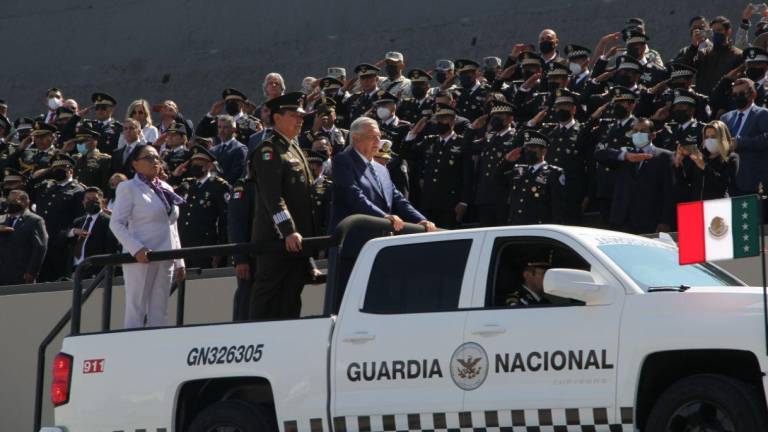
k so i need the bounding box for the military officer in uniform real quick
[396,69,434,124]
[249,92,318,320]
[498,130,565,225]
[9,121,59,183]
[566,44,593,95]
[622,28,667,88]
[374,91,412,197]
[403,104,474,228]
[506,258,568,306]
[344,63,381,125]
[313,77,350,129]
[655,89,706,151]
[300,97,349,154]
[196,88,261,143]
[454,59,491,121]
[90,92,122,154]
[34,153,85,281]
[72,127,112,192]
[228,170,257,321]
[379,51,412,97]
[160,122,191,173]
[640,63,710,121]
[307,150,332,234]
[175,145,231,269]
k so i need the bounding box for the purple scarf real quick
[136,173,185,213]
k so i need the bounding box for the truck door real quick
[332,232,483,431]
[460,233,628,430]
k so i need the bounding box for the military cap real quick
[565,44,592,59]
[14,117,34,131]
[327,67,347,80]
[522,130,550,148]
[166,122,187,135]
[407,69,433,82]
[669,62,698,79]
[454,59,480,72]
[189,144,216,162]
[55,106,75,121]
[615,55,641,72]
[354,63,380,77]
[372,91,398,105]
[31,121,58,136]
[265,91,306,114]
[434,103,457,117]
[306,150,328,164]
[222,88,247,102]
[546,62,571,77]
[375,140,395,160]
[435,59,455,71]
[385,51,404,63]
[611,85,638,102]
[91,92,117,107]
[625,17,645,28]
[623,27,649,44]
[194,136,214,147]
[483,56,502,69]
[319,76,343,90]
[49,153,75,169]
[0,99,7,108]
[317,96,337,112]
[672,89,697,106]
[0,116,9,132]
[518,52,545,68]
[744,47,768,64]
[75,127,100,140]
[489,99,514,115]
[2,168,24,184]
[553,88,579,105]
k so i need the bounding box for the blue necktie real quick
[367,162,384,196]
[732,112,744,136]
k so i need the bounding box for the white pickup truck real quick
[42,221,768,432]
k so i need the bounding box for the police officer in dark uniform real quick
[249,92,318,320]
[638,63,710,121]
[90,92,122,154]
[176,145,231,269]
[655,89,705,151]
[623,28,667,88]
[403,104,474,228]
[397,69,434,124]
[8,121,59,183]
[344,64,381,125]
[161,122,191,173]
[196,88,261,143]
[34,153,85,281]
[228,171,257,321]
[498,130,565,225]
[53,106,79,145]
[454,59,491,121]
[307,150,333,234]
[514,61,573,123]
[566,44,593,95]
[72,127,112,191]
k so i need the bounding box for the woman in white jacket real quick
[109,143,186,328]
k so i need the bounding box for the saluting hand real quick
[505,147,523,162]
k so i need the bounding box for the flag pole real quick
[760,192,768,356]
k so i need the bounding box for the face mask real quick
[489,116,506,131]
[47,97,62,111]
[483,71,497,83]
[732,93,751,110]
[376,107,392,120]
[632,132,650,148]
[613,104,630,118]
[712,32,727,46]
[435,71,448,84]
[627,46,642,59]
[435,122,452,135]
[523,150,540,164]
[85,201,101,215]
[225,100,241,116]
[672,109,691,123]
[668,80,687,90]
[613,74,632,87]
[384,64,399,79]
[51,169,68,182]
[522,69,536,80]
[539,41,555,54]
[555,109,572,122]
[569,62,582,75]
[704,138,720,154]
[547,81,562,92]
[76,143,88,155]
[459,74,475,89]
[6,202,23,214]
[187,164,205,178]
[411,85,427,100]
[746,67,766,82]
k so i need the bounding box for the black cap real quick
[454,59,480,72]
[14,117,34,130]
[623,27,649,44]
[75,127,100,140]
[547,62,571,77]
[518,52,544,68]
[319,76,343,90]
[55,106,75,120]
[615,55,641,72]
[611,85,638,102]
[189,144,216,162]
[265,92,307,114]
[407,69,433,82]
[434,103,457,117]
[553,88,579,105]
[31,121,58,136]
[522,130,550,148]
[166,122,186,135]
[669,62,698,79]
[91,92,117,107]
[354,63,380,77]
[744,47,768,63]
[306,150,328,164]
[672,89,698,106]
[317,96,337,112]
[0,99,7,108]
[0,116,9,132]
[489,100,514,115]
[2,167,24,184]
[373,91,398,105]
[49,153,75,169]
[565,44,592,59]
[222,88,247,102]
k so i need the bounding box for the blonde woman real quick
[126,99,158,143]
[674,120,739,201]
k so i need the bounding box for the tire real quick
[645,373,768,432]
[187,400,275,432]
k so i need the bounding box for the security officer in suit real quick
[374,91,412,197]
[34,153,85,281]
[8,121,59,182]
[0,189,48,285]
[655,89,705,151]
[176,145,231,269]
[566,44,593,95]
[196,88,261,143]
[228,172,257,321]
[711,47,768,114]
[403,104,474,228]
[72,127,112,191]
[90,92,122,154]
[68,186,118,278]
[307,150,333,234]
[161,122,191,173]
[249,92,318,320]
[454,59,491,121]
[498,130,565,225]
[397,69,434,124]
[344,63,381,125]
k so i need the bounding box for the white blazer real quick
[109,177,185,268]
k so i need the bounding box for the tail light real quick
[51,353,73,406]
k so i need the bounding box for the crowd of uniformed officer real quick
[2,10,768,304]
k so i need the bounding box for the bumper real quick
[40,428,66,432]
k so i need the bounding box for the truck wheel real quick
[187,400,274,432]
[645,374,767,432]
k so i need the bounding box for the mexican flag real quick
[677,195,762,265]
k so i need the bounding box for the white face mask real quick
[569,62,583,75]
[704,138,721,154]
[632,132,650,148]
[47,97,62,111]
[376,107,392,120]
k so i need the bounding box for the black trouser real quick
[233,276,252,321]
[249,256,310,320]
[476,204,507,227]
[424,208,458,229]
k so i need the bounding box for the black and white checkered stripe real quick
[283,408,634,432]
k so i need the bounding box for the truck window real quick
[487,237,590,307]
[362,239,472,314]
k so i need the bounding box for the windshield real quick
[596,239,744,290]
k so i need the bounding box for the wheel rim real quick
[206,425,242,432]
[666,400,736,432]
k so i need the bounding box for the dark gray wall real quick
[0,0,743,123]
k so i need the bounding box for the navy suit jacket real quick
[210,139,248,184]
[329,147,424,231]
[721,105,768,193]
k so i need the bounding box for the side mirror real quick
[543,268,613,306]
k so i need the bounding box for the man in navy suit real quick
[330,117,436,232]
[721,78,768,196]
[210,115,248,184]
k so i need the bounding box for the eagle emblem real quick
[456,356,482,379]
[708,216,728,239]
[450,342,489,391]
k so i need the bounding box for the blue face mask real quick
[712,32,727,46]
[77,143,88,154]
